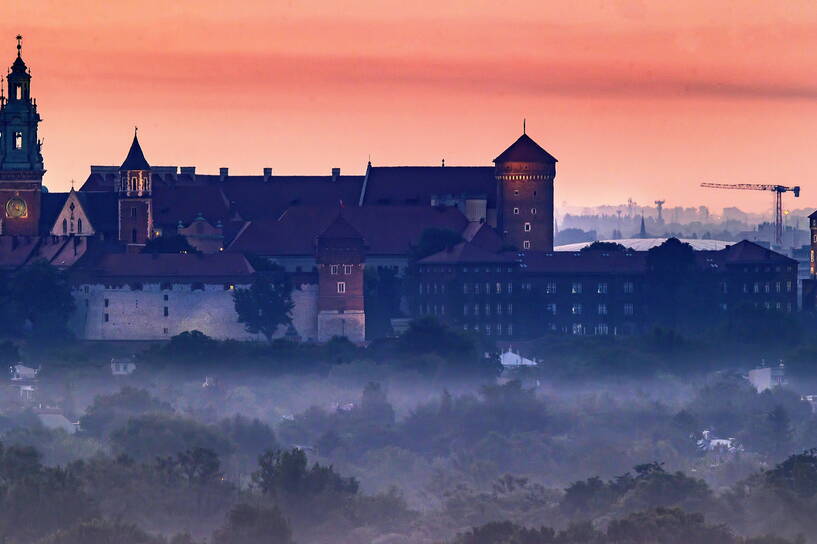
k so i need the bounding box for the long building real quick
[0,39,799,343]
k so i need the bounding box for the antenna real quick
[16,34,22,57]
[523,118,526,135]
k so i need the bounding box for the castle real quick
[0,39,799,343]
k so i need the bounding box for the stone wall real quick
[317,310,365,343]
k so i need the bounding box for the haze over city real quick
[4,0,817,213]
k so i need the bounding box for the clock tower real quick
[0,36,44,236]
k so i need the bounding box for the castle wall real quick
[74,280,320,342]
[317,310,365,343]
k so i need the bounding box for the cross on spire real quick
[16,35,22,57]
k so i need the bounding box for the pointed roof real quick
[493,133,557,163]
[10,35,27,75]
[120,133,151,171]
[317,210,364,241]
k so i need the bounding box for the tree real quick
[79,387,173,438]
[37,519,167,544]
[7,260,75,341]
[109,414,232,461]
[252,448,358,499]
[212,503,294,544]
[233,267,293,342]
[142,234,200,254]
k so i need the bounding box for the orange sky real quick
[3,1,817,215]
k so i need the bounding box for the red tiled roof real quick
[228,205,469,256]
[493,133,557,163]
[419,242,518,264]
[462,222,504,252]
[361,166,497,207]
[152,185,231,228]
[82,253,254,280]
[523,250,647,274]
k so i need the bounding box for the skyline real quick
[4,1,817,215]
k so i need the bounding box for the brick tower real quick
[494,129,557,252]
[0,36,44,236]
[117,130,153,251]
[315,211,366,343]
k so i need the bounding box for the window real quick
[787,281,792,292]
[330,264,339,275]
[496,282,502,294]
[531,208,537,214]
[13,131,22,150]
[624,303,634,316]
[507,324,513,336]
[572,323,584,335]
[571,282,582,294]
[513,207,519,215]
[77,218,83,234]
[524,222,532,232]
[343,264,352,275]
[337,282,346,294]
[62,218,67,234]
[572,303,583,315]
[163,328,169,335]
[131,229,137,244]
[523,241,531,250]
[104,298,109,308]
[764,282,770,294]
[546,281,557,294]
[474,304,480,315]
[595,323,609,335]
[720,281,728,294]
[163,306,169,317]
[514,190,519,196]
[753,282,759,293]
[484,304,491,316]
[496,303,502,315]
[131,207,136,218]
[163,294,168,301]
[597,282,608,294]
[546,303,556,315]
[507,282,513,294]
[623,282,634,294]
[507,303,513,315]
[104,313,109,322]
[598,304,607,315]
[496,323,503,335]
[463,304,470,316]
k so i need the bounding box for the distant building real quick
[747,364,786,392]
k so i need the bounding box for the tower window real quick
[337,282,346,294]
[523,240,531,249]
[531,208,537,214]
[524,222,532,232]
[131,228,137,243]
[15,85,21,100]
[14,132,22,150]
[513,207,519,215]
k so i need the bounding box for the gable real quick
[50,191,95,236]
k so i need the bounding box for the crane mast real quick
[700,183,800,247]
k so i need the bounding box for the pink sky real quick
[3,1,817,215]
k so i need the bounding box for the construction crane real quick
[700,183,800,247]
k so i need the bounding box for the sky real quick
[3,0,817,216]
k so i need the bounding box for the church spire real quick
[120,130,151,171]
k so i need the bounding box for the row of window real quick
[417,265,516,274]
[462,323,514,336]
[544,281,635,295]
[513,207,537,215]
[330,264,354,275]
[92,282,236,292]
[464,303,513,316]
[463,282,514,295]
[0,131,24,150]
[545,303,634,316]
[736,281,793,294]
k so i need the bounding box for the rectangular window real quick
[546,281,557,294]
[163,306,169,317]
[524,222,532,232]
[523,241,531,249]
[330,264,339,275]
[104,313,109,322]
[507,324,513,336]
[507,303,513,315]
[13,131,22,150]
[484,304,491,316]
[787,281,792,292]
[463,304,470,316]
[496,282,502,294]
[597,282,608,294]
[572,282,582,294]
[598,304,607,315]
[343,264,352,275]
[513,207,519,215]
[624,303,634,316]
[337,282,346,294]
[623,282,634,294]
[104,298,109,308]
[474,304,480,316]
[496,303,502,315]
[463,283,470,294]
[163,328,169,335]
[572,303,583,315]
[163,294,169,301]
[546,303,556,315]
[595,323,609,335]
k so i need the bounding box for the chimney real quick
[180,166,196,175]
[219,167,229,182]
[263,167,272,182]
[331,167,341,182]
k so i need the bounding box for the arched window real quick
[131,228,137,244]
[62,218,67,235]
[77,218,83,234]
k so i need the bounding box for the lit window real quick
[337,282,346,294]
[597,282,608,294]
[62,218,67,234]
[598,304,607,315]
[77,219,83,234]
[546,281,556,294]
[572,304,582,315]
[15,85,21,100]
[624,303,634,316]
[104,313,109,322]
[571,282,582,294]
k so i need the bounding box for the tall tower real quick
[315,212,366,343]
[494,129,557,252]
[0,35,44,236]
[117,130,153,250]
